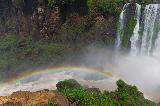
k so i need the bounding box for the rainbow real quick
[0,65,117,87]
[0,66,154,102]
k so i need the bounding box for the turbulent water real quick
[141,4,160,56]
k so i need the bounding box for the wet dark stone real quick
[153,0,160,3]
[123,3,136,26]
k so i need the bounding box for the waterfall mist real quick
[112,54,160,102]
[78,45,160,102]
[113,3,160,102]
[0,43,159,102]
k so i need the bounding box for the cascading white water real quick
[141,4,160,56]
[116,3,141,52]
[130,4,141,55]
[154,31,160,56]
[114,3,160,102]
[149,4,160,56]
[117,3,160,56]
[116,3,129,48]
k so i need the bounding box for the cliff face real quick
[0,90,71,106]
[0,0,118,43]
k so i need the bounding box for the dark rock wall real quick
[153,0,160,3]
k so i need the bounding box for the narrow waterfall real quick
[130,4,141,55]
[141,4,160,56]
[116,3,129,49]
[116,3,140,52]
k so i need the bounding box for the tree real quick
[56,79,81,92]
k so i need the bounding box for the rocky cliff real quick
[0,90,72,106]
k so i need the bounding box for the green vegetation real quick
[121,17,137,49]
[0,0,155,77]
[0,1,158,105]
[56,79,81,92]
[48,99,58,106]
[88,0,125,16]
[56,79,157,106]
[49,0,126,16]
[0,35,70,81]
[2,0,153,48]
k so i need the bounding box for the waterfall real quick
[117,3,160,56]
[154,31,160,56]
[141,4,160,56]
[130,4,141,55]
[116,3,129,49]
[116,3,141,53]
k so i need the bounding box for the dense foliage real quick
[87,0,125,16]
[48,0,126,16]
[56,79,82,92]
[1,0,153,46]
[0,35,70,81]
[56,79,157,106]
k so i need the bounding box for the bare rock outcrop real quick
[0,90,70,106]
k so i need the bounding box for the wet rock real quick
[153,0,160,3]
[123,3,136,26]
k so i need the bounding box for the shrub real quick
[48,0,55,10]
[48,99,58,106]
[56,79,81,92]
[87,0,126,16]
[57,79,157,106]
[0,35,18,51]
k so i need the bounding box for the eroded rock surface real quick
[0,90,70,106]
